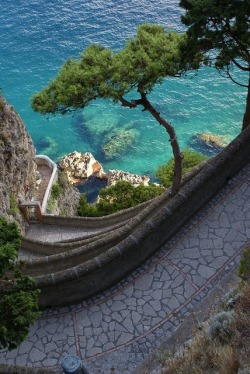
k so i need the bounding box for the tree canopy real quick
[180,0,250,129]
[32,24,198,194]
[78,180,164,217]
[0,217,40,350]
[32,24,191,114]
[156,147,208,187]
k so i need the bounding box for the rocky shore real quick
[59,151,150,188]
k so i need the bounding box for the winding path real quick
[1,163,250,373]
[34,163,53,205]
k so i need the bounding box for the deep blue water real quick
[0,0,247,179]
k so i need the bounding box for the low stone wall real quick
[41,198,152,227]
[26,127,250,307]
[21,219,130,255]
[35,155,57,214]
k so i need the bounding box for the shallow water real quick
[0,0,247,178]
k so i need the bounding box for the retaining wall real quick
[42,198,152,227]
[26,127,250,307]
[35,155,57,214]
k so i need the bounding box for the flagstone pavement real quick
[1,163,250,374]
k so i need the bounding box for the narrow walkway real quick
[1,163,250,373]
[34,164,52,205]
[24,223,104,243]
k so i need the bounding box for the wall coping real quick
[35,155,58,214]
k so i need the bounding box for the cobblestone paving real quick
[1,164,250,373]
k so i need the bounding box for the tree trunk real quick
[119,93,183,195]
[139,96,183,195]
[242,76,250,130]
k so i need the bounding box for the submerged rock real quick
[107,170,150,187]
[82,106,119,137]
[37,136,59,158]
[189,132,231,155]
[59,151,106,184]
[102,128,138,159]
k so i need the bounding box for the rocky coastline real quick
[59,151,150,189]
[1,90,230,222]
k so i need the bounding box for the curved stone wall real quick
[35,155,57,214]
[24,127,250,307]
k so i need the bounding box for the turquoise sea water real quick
[0,0,247,179]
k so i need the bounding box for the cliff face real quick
[0,95,37,228]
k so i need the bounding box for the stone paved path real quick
[1,163,250,373]
[25,223,106,243]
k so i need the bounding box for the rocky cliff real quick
[0,95,37,229]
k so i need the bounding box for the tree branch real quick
[119,97,137,108]
[231,57,250,72]
[218,66,248,88]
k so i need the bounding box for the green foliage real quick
[46,195,56,213]
[154,349,172,365]
[78,181,164,217]
[47,182,62,213]
[111,24,188,97]
[180,0,250,77]
[238,247,250,281]
[57,170,70,189]
[51,182,62,199]
[156,148,207,187]
[0,217,40,350]
[77,194,100,217]
[0,218,21,276]
[208,311,234,344]
[0,270,40,351]
[31,24,191,115]
[9,193,18,216]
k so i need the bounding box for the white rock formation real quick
[59,151,106,184]
[107,170,150,187]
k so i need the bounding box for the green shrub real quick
[208,311,234,343]
[238,247,250,281]
[77,195,100,217]
[9,194,18,216]
[78,181,164,217]
[57,170,70,189]
[46,196,56,213]
[51,183,62,199]
[0,217,40,350]
[0,218,21,275]
[156,147,208,187]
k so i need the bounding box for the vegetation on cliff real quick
[78,180,164,217]
[156,148,208,188]
[77,148,207,216]
[157,247,250,374]
[0,217,40,350]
